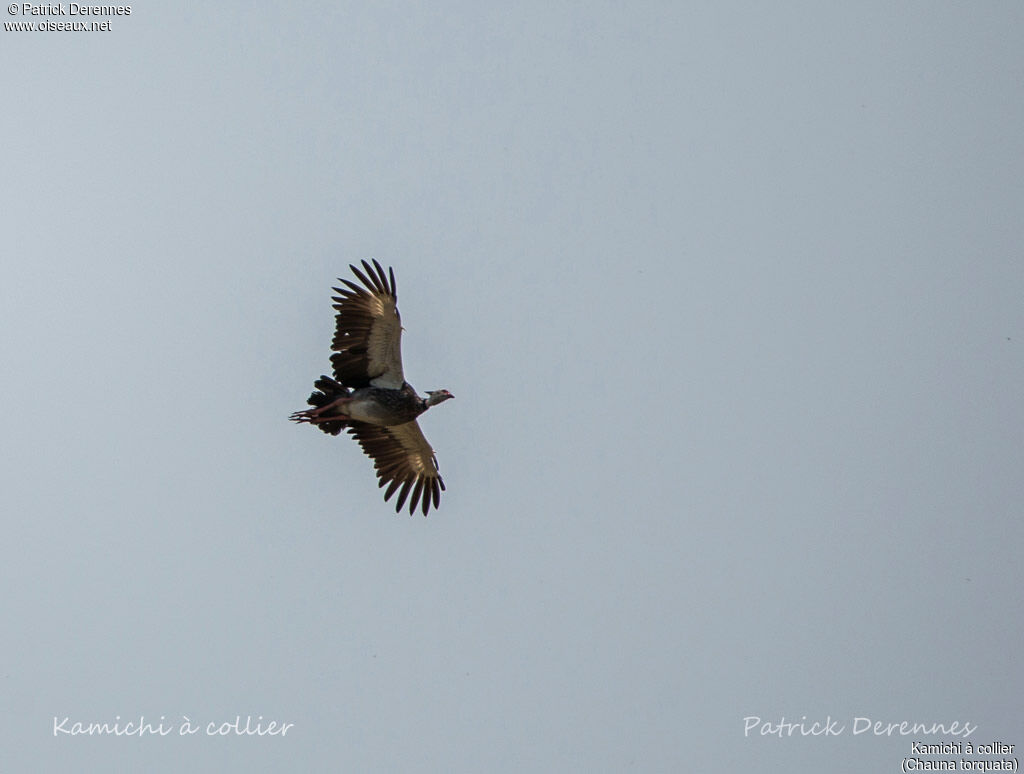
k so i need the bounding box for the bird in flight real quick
[290,260,454,515]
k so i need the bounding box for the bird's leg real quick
[290,395,353,424]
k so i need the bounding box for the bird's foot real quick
[290,394,352,424]
[290,406,351,424]
[289,409,315,424]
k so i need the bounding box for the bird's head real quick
[425,389,454,407]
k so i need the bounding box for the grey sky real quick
[2,2,1022,772]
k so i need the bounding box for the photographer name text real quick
[9,4,130,15]
[744,716,977,738]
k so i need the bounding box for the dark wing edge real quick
[329,259,404,389]
[346,420,445,516]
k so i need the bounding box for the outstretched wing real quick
[346,420,445,516]
[330,259,405,390]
